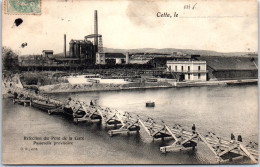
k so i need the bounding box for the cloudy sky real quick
[2,0,258,55]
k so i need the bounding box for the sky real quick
[2,0,258,55]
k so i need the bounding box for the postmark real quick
[4,0,41,15]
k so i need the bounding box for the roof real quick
[167,60,206,64]
[54,51,70,57]
[42,50,53,53]
[54,57,81,61]
[196,56,258,71]
[129,58,152,64]
[105,53,126,58]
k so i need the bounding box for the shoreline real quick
[39,79,258,94]
[40,85,173,94]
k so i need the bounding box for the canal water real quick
[2,85,258,164]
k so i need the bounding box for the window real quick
[181,66,183,71]
[198,73,201,79]
[175,66,177,71]
[168,66,171,71]
[188,74,190,80]
[188,66,190,71]
[198,66,201,71]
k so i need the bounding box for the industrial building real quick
[196,56,258,80]
[166,55,258,81]
[20,10,104,70]
[98,53,129,65]
[96,52,106,65]
[64,10,102,66]
[67,38,97,65]
[166,60,207,81]
[42,50,53,58]
[39,10,102,68]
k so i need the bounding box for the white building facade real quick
[96,53,105,65]
[167,60,207,81]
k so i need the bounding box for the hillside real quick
[103,48,257,57]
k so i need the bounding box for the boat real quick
[31,99,61,112]
[146,101,155,107]
[12,93,31,106]
[62,106,86,118]
[13,98,31,106]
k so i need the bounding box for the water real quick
[2,85,258,164]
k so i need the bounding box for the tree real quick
[2,46,19,72]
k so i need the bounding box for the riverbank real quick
[174,79,258,87]
[38,79,258,94]
[38,82,173,93]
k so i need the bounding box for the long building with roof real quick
[196,56,258,80]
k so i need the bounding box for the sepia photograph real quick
[1,0,259,165]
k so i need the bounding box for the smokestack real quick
[64,34,66,57]
[94,10,98,50]
[125,52,129,64]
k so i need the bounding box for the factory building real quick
[96,52,106,64]
[95,53,130,65]
[51,10,101,67]
[42,50,53,58]
[196,56,258,80]
[166,60,207,81]
[68,39,97,65]
[129,58,152,65]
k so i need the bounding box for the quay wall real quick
[38,79,258,94]
[174,79,258,87]
[39,82,173,93]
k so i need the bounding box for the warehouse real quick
[97,53,129,65]
[196,56,258,80]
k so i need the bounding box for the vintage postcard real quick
[1,0,258,165]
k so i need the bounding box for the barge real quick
[63,106,86,118]
[31,99,61,112]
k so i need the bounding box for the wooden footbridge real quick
[4,84,259,164]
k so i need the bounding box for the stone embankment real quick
[39,82,173,93]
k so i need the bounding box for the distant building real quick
[96,53,127,65]
[129,58,152,65]
[166,60,207,81]
[96,52,106,64]
[42,50,53,58]
[196,56,258,80]
[69,39,97,65]
[107,53,126,64]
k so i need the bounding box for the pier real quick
[3,81,259,164]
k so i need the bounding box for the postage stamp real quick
[4,0,41,15]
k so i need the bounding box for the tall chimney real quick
[64,34,66,57]
[94,10,98,51]
[125,52,129,64]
